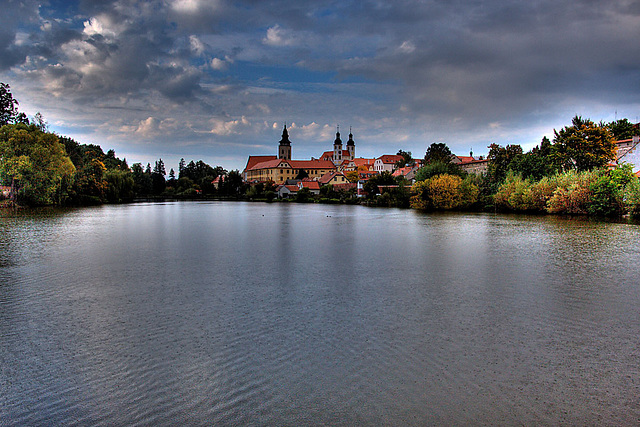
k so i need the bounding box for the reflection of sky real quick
[1,204,640,424]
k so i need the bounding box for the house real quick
[452,153,489,174]
[458,158,489,174]
[276,184,299,199]
[243,155,277,181]
[299,180,321,195]
[246,158,337,184]
[615,136,640,174]
[211,176,223,189]
[318,171,349,185]
[353,158,376,171]
[374,155,403,173]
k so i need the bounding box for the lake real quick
[1,201,639,425]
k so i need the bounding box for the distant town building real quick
[374,155,404,173]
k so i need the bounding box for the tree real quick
[0,124,75,205]
[295,169,309,180]
[410,174,479,211]
[221,170,244,197]
[0,83,20,126]
[178,158,186,176]
[508,137,556,181]
[486,143,523,183]
[345,170,359,183]
[396,149,414,168]
[414,161,465,182]
[33,112,47,132]
[424,142,452,164]
[362,171,396,198]
[552,116,616,172]
[132,162,152,196]
[607,118,637,140]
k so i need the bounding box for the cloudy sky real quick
[1,0,639,171]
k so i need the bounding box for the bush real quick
[546,170,598,214]
[410,174,478,210]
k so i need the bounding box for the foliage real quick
[362,171,396,198]
[105,169,135,203]
[487,143,523,183]
[395,149,415,168]
[411,174,478,210]
[0,124,75,205]
[494,172,537,212]
[345,170,359,183]
[508,137,556,181]
[623,177,640,217]
[552,116,616,172]
[606,118,637,140]
[424,142,452,164]
[414,161,465,182]
[294,186,312,202]
[546,170,599,214]
[0,83,20,126]
[586,165,635,217]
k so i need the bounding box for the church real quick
[243,125,357,183]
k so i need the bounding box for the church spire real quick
[278,122,291,160]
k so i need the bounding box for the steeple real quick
[346,126,355,159]
[278,123,291,160]
[333,125,343,164]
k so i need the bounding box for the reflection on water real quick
[1,202,640,425]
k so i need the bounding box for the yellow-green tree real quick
[411,174,479,210]
[0,124,75,205]
[552,116,616,172]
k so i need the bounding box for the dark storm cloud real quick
[1,0,639,169]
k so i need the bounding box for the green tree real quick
[362,171,396,198]
[131,162,152,196]
[221,170,244,197]
[295,169,309,180]
[105,169,135,203]
[487,143,523,183]
[424,142,452,164]
[552,116,616,172]
[414,161,465,182]
[607,118,637,140]
[0,124,75,205]
[0,83,20,126]
[396,149,414,168]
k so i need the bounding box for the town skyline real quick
[1,0,639,171]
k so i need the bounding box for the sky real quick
[1,0,639,172]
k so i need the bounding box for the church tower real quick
[278,124,291,160]
[333,126,343,165]
[346,127,355,160]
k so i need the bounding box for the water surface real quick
[1,202,639,425]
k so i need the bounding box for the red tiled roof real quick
[456,156,474,163]
[318,171,347,184]
[376,154,403,164]
[392,166,413,177]
[249,158,336,171]
[320,150,351,160]
[353,158,375,166]
[300,181,321,190]
[288,159,336,169]
[244,155,277,171]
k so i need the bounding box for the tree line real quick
[409,116,640,217]
[0,83,243,206]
